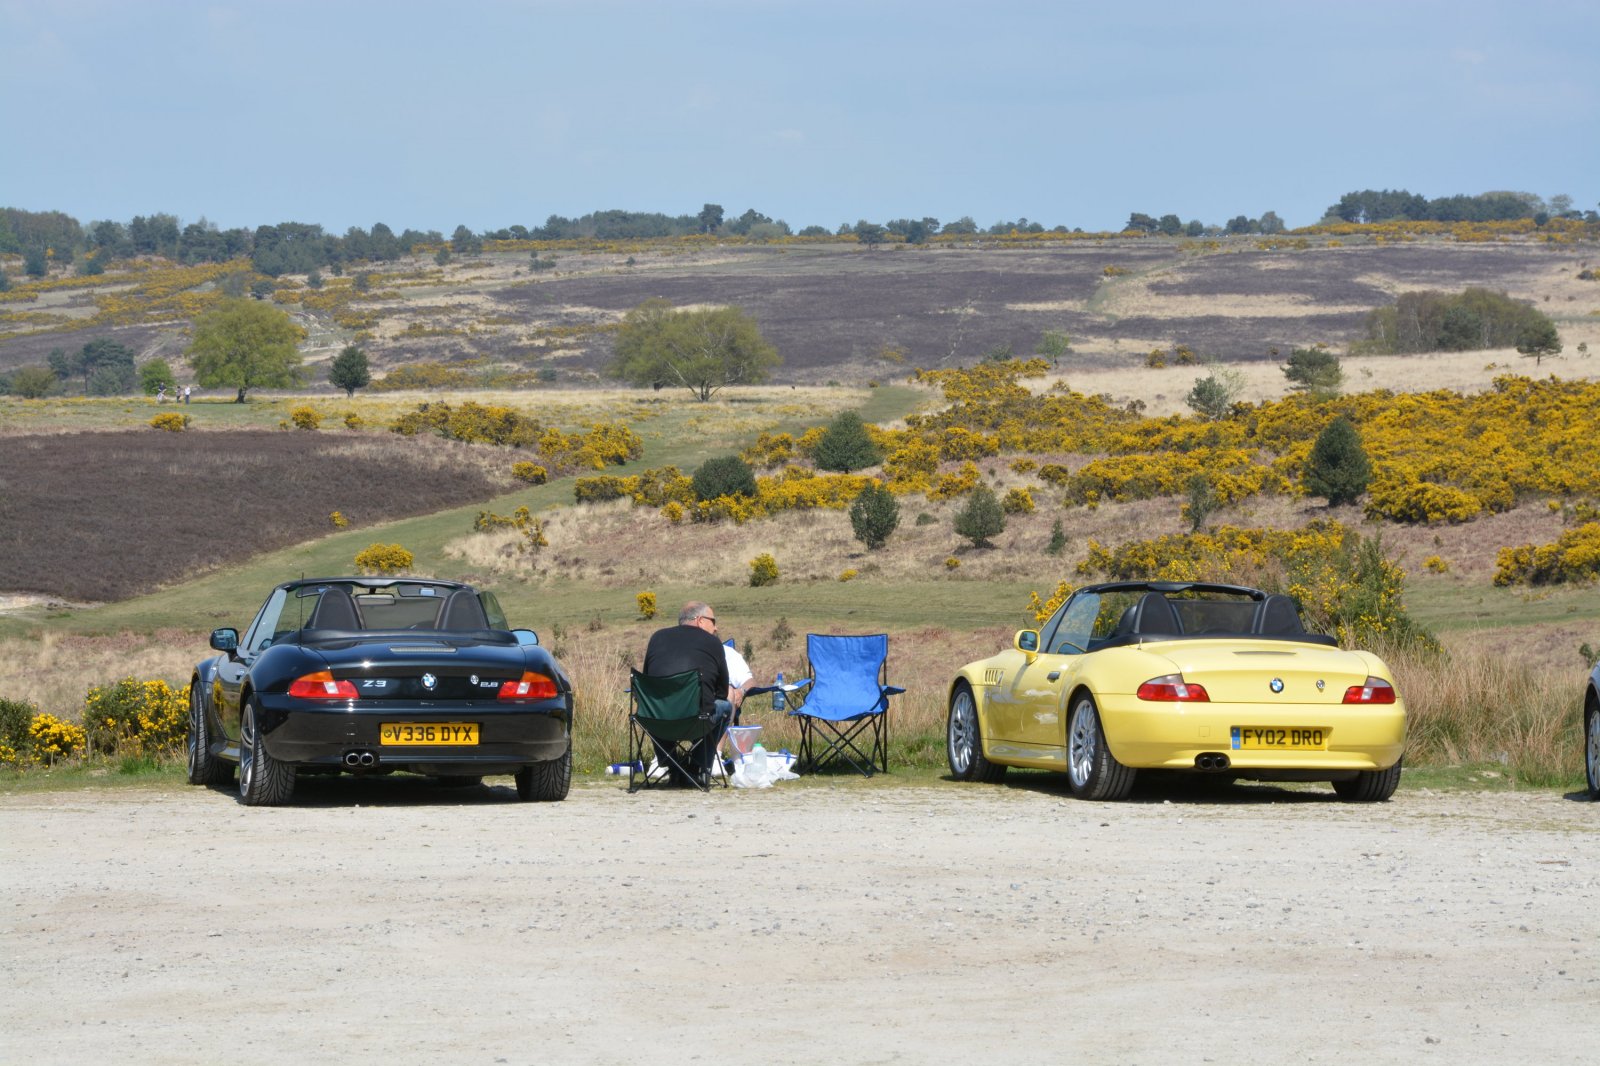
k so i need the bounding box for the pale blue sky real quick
[3,0,1595,235]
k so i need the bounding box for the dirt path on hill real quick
[2,777,1595,1065]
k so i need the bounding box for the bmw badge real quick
[1269,677,1285,693]
[422,672,438,691]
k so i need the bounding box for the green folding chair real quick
[627,669,728,792]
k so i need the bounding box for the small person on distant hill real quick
[183,385,191,404]
[156,385,167,403]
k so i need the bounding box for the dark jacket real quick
[643,624,730,716]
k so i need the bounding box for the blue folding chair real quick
[786,633,904,777]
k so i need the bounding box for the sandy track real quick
[2,777,1595,1065]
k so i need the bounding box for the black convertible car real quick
[188,577,573,806]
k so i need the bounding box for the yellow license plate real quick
[1231,726,1326,750]
[379,722,479,746]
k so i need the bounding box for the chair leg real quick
[797,714,887,777]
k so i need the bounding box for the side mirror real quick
[1014,629,1039,663]
[512,628,540,647]
[210,628,239,653]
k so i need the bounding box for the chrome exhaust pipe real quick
[343,751,361,768]
[343,750,379,768]
[359,751,376,767]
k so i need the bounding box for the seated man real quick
[643,601,732,785]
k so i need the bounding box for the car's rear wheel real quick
[1584,702,1599,800]
[1066,693,1136,800]
[515,748,571,801]
[186,681,233,786]
[238,698,295,806]
[947,683,1006,783]
[1332,759,1403,802]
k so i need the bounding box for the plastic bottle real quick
[773,672,785,711]
[605,762,639,775]
[749,743,769,784]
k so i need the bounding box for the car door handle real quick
[1047,671,1061,681]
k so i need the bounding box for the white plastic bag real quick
[730,749,799,788]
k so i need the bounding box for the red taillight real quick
[498,672,558,700]
[1343,677,1396,704]
[287,671,359,700]
[1136,674,1211,702]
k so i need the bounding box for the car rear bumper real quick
[1097,694,1406,772]
[255,697,571,767]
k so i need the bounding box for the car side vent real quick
[982,668,1005,686]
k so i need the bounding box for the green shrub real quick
[693,455,758,501]
[0,697,37,764]
[1304,416,1371,506]
[812,411,882,473]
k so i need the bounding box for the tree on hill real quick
[813,411,881,473]
[954,485,1006,548]
[849,481,899,550]
[187,298,307,402]
[1282,347,1343,397]
[51,338,135,396]
[1516,318,1562,366]
[854,221,887,248]
[1185,369,1244,420]
[9,366,57,399]
[1303,416,1371,506]
[610,298,780,401]
[328,344,372,398]
[139,358,177,396]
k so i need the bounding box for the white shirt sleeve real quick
[723,645,753,689]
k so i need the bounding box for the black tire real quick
[1584,702,1599,800]
[947,683,1006,783]
[1332,759,1403,802]
[434,775,483,788]
[1065,692,1136,801]
[515,748,571,802]
[238,698,295,806]
[186,681,233,786]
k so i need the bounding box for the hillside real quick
[3,234,1597,390]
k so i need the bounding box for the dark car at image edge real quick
[188,577,573,806]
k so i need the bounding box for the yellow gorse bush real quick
[1494,522,1600,586]
[28,713,86,764]
[148,412,190,432]
[83,678,186,756]
[354,543,413,575]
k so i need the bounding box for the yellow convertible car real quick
[947,581,1407,801]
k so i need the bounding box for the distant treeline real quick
[1327,189,1593,225]
[2,188,1592,281]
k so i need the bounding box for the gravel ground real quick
[2,776,1595,1065]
